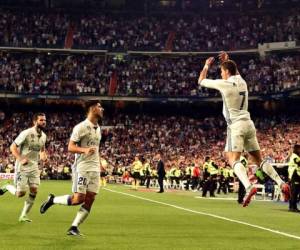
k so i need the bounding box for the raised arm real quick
[198,57,215,85]
[218,51,240,75]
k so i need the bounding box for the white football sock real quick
[20,193,36,217]
[53,195,71,205]
[6,184,16,195]
[72,206,89,227]
[261,161,284,186]
[233,161,251,190]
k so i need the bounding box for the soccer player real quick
[40,100,104,236]
[197,52,290,207]
[0,113,47,222]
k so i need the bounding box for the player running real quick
[0,113,47,222]
[40,100,104,236]
[197,52,290,207]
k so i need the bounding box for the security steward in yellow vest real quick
[288,145,300,212]
[63,166,71,180]
[174,167,182,188]
[169,165,177,188]
[139,159,146,186]
[100,158,109,187]
[223,165,231,193]
[202,157,218,197]
[184,165,192,190]
[217,165,228,194]
[131,156,143,190]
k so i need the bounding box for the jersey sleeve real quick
[70,124,82,142]
[200,79,226,90]
[14,130,28,147]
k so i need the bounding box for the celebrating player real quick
[0,113,47,222]
[197,52,290,207]
[40,100,104,236]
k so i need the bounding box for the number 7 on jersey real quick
[239,91,246,110]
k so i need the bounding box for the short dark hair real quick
[84,100,101,114]
[221,60,237,75]
[33,113,46,122]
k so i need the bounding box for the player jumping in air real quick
[198,52,290,207]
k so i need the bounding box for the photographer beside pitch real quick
[198,52,290,206]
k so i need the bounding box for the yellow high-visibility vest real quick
[288,153,300,179]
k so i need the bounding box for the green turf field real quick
[1,181,300,250]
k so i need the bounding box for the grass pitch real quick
[0,181,300,250]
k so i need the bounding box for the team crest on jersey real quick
[87,126,91,131]
[30,134,35,142]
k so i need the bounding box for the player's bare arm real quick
[198,57,215,85]
[68,140,96,156]
[10,143,28,165]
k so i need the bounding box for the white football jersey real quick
[14,127,47,172]
[201,75,251,125]
[70,119,101,172]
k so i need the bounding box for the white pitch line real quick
[103,188,300,241]
[195,196,273,202]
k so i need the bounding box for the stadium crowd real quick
[0,10,69,48]
[115,54,300,96]
[0,52,299,96]
[0,9,299,51]
[73,15,169,51]
[172,11,300,51]
[0,112,299,180]
[0,53,110,94]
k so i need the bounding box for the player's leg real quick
[19,185,37,222]
[226,151,252,190]
[68,191,97,235]
[237,180,246,204]
[248,150,290,201]
[226,124,257,207]
[245,121,290,201]
[225,126,251,189]
[40,172,86,214]
[19,171,40,221]
[1,172,26,197]
[68,172,99,236]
